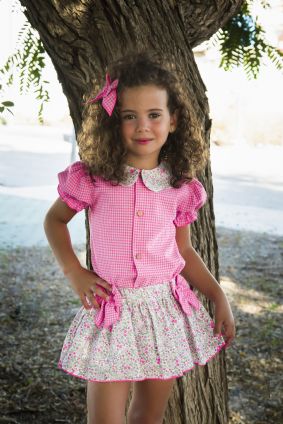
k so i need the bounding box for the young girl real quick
[44,51,235,424]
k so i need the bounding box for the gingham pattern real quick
[57,160,207,330]
[86,73,118,116]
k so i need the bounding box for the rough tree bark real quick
[19,1,244,422]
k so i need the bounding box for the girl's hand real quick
[65,264,113,310]
[213,294,236,349]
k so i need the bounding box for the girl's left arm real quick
[176,224,236,348]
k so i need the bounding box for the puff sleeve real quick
[173,178,207,227]
[57,161,95,212]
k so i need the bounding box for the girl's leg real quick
[126,378,176,424]
[87,380,131,424]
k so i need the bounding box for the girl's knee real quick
[87,380,131,424]
[127,378,174,424]
[127,406,165,424]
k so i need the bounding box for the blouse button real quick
[136,210,144,217]
[135,253,143,259]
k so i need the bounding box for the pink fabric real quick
[86,73,118,116]
[93,285,123,331]
[171,274,200,316]
[57,160,207,329]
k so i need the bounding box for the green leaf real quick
[2,101,14,107]
[209,2,283,79]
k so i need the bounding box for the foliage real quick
[0,91,14,121]
[0,19,50,123]
[211,0,283,79]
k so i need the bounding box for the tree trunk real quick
[19,1,243,422]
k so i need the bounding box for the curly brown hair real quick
[78,50,208,188]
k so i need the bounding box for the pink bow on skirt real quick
[171,274,200,316]
[94,284,122,331]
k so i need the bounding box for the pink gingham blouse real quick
[57,161,207,330]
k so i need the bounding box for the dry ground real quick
[0,227,282,423]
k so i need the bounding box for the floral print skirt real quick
[58,280,226,382]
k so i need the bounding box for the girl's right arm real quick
[43,197,112,309]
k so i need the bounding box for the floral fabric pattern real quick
[120,162,172,192]
[58,280,226,382]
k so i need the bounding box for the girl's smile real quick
[120,85,177,169]
[135,138,152,144]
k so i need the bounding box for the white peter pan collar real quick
[120,161,172,192]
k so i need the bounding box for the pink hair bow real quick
[86,73,119,116]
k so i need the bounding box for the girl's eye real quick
[149,113,161,119]
[122,114,135,120]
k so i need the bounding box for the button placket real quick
[134,210,144,258]
[135,204,144,259]
[132,178,145,268]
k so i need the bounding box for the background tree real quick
[2,1,281,423]
[1,1,282,122]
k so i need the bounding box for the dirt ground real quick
[0,226,282,424]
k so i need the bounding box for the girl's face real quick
[119,84,177,169]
